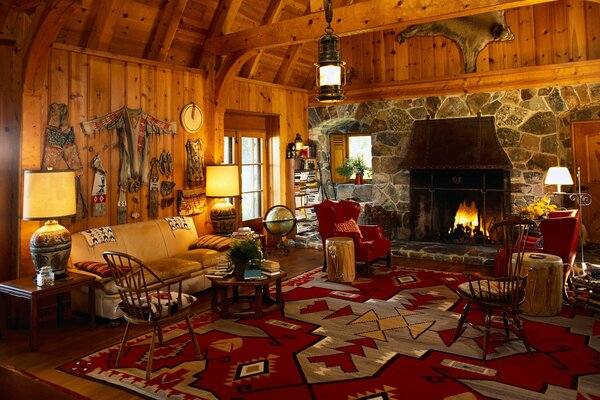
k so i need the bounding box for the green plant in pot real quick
[227,233,263,280]
[336,156,371,184]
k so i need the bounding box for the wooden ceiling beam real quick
[23,0,76,94]
[147,0,189,61]
[320,59,600,105]
[274,43,304,85]
[204,0,559,55]
[241,0,287,79]
[215,50,259,108]
[196,0,243,69]
[0,0,16,37]
[85,0,123,50]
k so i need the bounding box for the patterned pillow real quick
[74,261,112,277]
[189,234,231,251]
[334,219,363,238]
[74,261,130,278]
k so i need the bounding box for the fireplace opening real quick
[410,169,510,243]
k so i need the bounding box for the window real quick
[330,133,372,182]
[224,130,266,224]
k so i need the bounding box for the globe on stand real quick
[263,205,296,256]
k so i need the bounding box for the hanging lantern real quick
[315,0,346,103]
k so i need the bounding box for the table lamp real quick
[206,165,240,234]
[23,170,76,278]
[545,167,573,194]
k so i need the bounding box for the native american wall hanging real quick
[80,107,177,224]
[42,103,88,220]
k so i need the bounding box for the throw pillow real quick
[74,261,112,278]
[334,219,362,238]
[189,234,231,251]
[74,261,131,278]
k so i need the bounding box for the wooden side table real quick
[208,271,286,319]
[520,252,564,316]
[0,272,96,351]
[326,237,355,283]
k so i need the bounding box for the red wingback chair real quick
[314,199,392,275]
[538,209,581,290]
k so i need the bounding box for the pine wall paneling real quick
[18,48,213,277]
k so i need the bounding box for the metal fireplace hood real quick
[399,115,512,170]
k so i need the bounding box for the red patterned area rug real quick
[59,265,600,400]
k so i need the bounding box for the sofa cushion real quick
[189,234,231,251]
[143,258,202,283]
[175,248,229,269]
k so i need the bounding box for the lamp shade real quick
[205,165,240,197]
[545,167,574,186]
[23,170,76,220]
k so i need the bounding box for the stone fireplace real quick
[400,116,512,242]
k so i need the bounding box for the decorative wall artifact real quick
[185,138,205,186]
[90,153,107,217]
[396,11,514,73]
[148,157,159,218]
[42,103,87,219]
[180,102,203,134]
[80,107,177,224]
[177,188,206,216]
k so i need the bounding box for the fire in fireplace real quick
[399,115,513,244]
[409,169,510,243]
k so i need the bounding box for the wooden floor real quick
[0,248,486,400]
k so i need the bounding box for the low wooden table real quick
[326,237,355,283]
[208,271,286,319]
[520,252,564,316]
[0,272,96,351]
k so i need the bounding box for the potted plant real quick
[227,233,263,280]
[336,156,371,184]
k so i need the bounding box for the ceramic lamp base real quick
[211,201,236,234]
[29,220,71,277]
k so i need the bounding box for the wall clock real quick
[180,102,203,133]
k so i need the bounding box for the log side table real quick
[520,252,564,316]
[326,237,355,283]
[208,271,286,319]
[0,272,96,351]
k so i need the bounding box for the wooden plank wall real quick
[17,49,309,278]
[19,48,214,277]
[220,77,309,211]
[340,1,600,87]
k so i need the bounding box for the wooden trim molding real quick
[308,59,600,105]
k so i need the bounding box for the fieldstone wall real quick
[309,84,600,240]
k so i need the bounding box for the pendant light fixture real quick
[315,0,346,102]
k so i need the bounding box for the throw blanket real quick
[80,227,116,247]
[164,216,191,231]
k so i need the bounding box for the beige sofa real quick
[68,217,228,322]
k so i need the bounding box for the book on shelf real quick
[260,259,280,271]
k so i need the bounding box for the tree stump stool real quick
[326,237,355,283]
[520,252,563,316]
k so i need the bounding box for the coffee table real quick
[0,272,96,351]
[208,271,287,319]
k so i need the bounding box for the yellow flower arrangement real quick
[519,196,557,221]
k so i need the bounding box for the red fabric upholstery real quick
[538,209,580,282]
[314,200,392,274]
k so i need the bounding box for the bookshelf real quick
[291,157,320,239]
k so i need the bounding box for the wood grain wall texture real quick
[340,1,600,86]
[18,49,308,277]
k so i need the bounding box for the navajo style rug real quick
[60,266,600,400]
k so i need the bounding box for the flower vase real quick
[233,262,247,280]
[354,174,363,185]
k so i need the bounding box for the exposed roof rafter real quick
[204,0,559,55]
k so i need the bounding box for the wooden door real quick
[572,121,600,243]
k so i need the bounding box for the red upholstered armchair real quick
[538,209,581,290]
[314,199,392,275]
